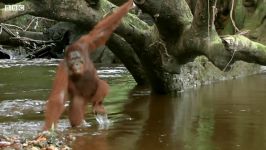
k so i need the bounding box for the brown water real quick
[0,60,266,150]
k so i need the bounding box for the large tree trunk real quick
[1,0,266,94]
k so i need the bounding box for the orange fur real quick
[43,0,132,130]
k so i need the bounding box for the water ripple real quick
[0,99,45,117]
[0,59,61,68]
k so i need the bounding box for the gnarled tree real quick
[1,0,266,94]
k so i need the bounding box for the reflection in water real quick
[74,74,266,150]
[149,75,266,150]
[0,60,266,150]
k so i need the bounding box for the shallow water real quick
[0,59,266,150]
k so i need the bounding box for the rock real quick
[178,55,261,90]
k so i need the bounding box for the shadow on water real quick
[1,60,266,150]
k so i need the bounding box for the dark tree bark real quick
[1,0,266,94]
[107,34,148,85]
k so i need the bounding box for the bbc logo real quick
[4,5,25,11]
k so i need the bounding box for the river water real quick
[0,59,266,150]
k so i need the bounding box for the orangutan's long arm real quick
[78,0,133,52]
[43,61,68,130]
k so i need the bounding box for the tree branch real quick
[222,35,266,65]
[107,34,148,85]
[27,0,151,51]
[99,0,150,47]
[0,28,46,46]
[134,0,193,37]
